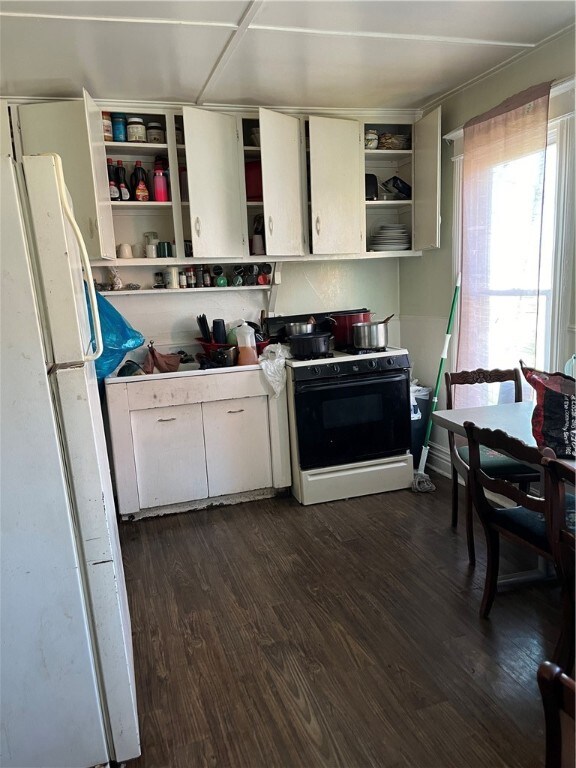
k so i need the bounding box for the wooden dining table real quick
[432,400,574,584]
[432,400,575,471]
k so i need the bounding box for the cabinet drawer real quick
[203,396,272,497]
[131,403,208,508]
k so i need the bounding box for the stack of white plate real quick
[369,224,411,251]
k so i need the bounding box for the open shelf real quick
[100,286,272,295]
[111,201,172,209]
[105,141,168,156]
[366,200,412,207]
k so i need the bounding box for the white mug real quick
[252,234,265,256]
[163,266,179,289]
[145,243,158,259]
[132,242,145,259]
[116,243,133,259]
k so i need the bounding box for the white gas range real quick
[285,346,414,505]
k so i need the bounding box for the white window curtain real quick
[457,82,552,408]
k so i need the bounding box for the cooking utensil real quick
[285,321,315,337]
[352,320,388,350]
[196,314,211,342]
[383,313,395,323]
[289,332,331,359]
[329,310,373,348]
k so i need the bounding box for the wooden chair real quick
[543,457,575,673]
[445,368,541,565]
[537,661,575,768]
[463,421,554,618]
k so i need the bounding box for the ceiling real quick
[0,1,574,110]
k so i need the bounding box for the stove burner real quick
[342,346,388,355]
[292,352,334,361]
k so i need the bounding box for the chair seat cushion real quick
[457,445,539,477]
[492,493,575,549]
[491,506,550,550]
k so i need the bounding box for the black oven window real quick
[323,394,383,429]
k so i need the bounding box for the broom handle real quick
[417,273,461,474]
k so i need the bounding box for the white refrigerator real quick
[0,154,140,767]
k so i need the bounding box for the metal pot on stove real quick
[328,309,373,347]
[352,315,394,350]
[289,332,331,359]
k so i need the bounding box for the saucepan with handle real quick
[352,314,394,349]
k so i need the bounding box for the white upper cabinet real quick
[309,115,362,255]
[18,90,116,260]
[183,107,247,259]
[413,106,441,251]
[259,108,307,256]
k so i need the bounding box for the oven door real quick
[294,371,411,470]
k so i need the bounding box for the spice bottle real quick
[202,266,211,287]
[130,161,149,201]
[185,267,196,288]
[194,266,203,288]
[115,160,131,201]
[107,158,120,201]
[102,112,113,142]
[179,271,187,289]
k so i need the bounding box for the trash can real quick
[410,385,432,467]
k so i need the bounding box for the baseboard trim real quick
[427,441,452,478]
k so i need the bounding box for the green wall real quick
[399,27,575,318]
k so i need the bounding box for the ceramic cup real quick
[252,234,265,256]
[146,243,158,259]
[131,242,145,259]
[163,266,179,289]
[116,243,133,259]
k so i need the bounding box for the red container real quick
[245,160,263,201]
[196,337,269,356]
[329,310,373,348]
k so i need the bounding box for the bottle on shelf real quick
[111,113,127,142]
[115,160,131,201]
[153,168,169,202]
[202,266,211,288]
[107,158,120,201]
[130,160,149,202]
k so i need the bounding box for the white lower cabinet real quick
[131,403,208,509]
[203,396,272,497]
[105,368,290,519]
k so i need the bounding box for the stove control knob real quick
[310,366,321,376]
[387,357,396,366]
[352,363,360,372]
[331,364,340,374]
[367,359,378,369]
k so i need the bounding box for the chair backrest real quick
[445,367,523,410]
[463,421,552,517]
[537,661,575,768]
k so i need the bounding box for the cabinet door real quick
[259,108,307,256]
[131,404,208,508]
[81,89,116,260]
[309,115,362,254]
[18,93,116,260]
[413,106,441,251]
[203,396,272,497]
[183,107,246,258]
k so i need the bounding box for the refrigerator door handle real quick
[47,153,104,362]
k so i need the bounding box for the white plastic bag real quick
[258,343,292,398]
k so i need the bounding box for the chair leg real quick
[451,467,459,529]
[465,482,476,567]
[480,529,500,619]
[552,587,575,674]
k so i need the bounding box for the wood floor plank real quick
[120,473,561,767]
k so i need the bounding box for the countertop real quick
[105,363,262,385]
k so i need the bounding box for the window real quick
[450,86,574,407]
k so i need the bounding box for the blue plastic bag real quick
[84,283,145,380]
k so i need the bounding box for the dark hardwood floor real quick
[119,474,561,768]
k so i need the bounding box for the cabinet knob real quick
[268,216,273,236]
[195,217,201,237]
[315,215,321,235]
